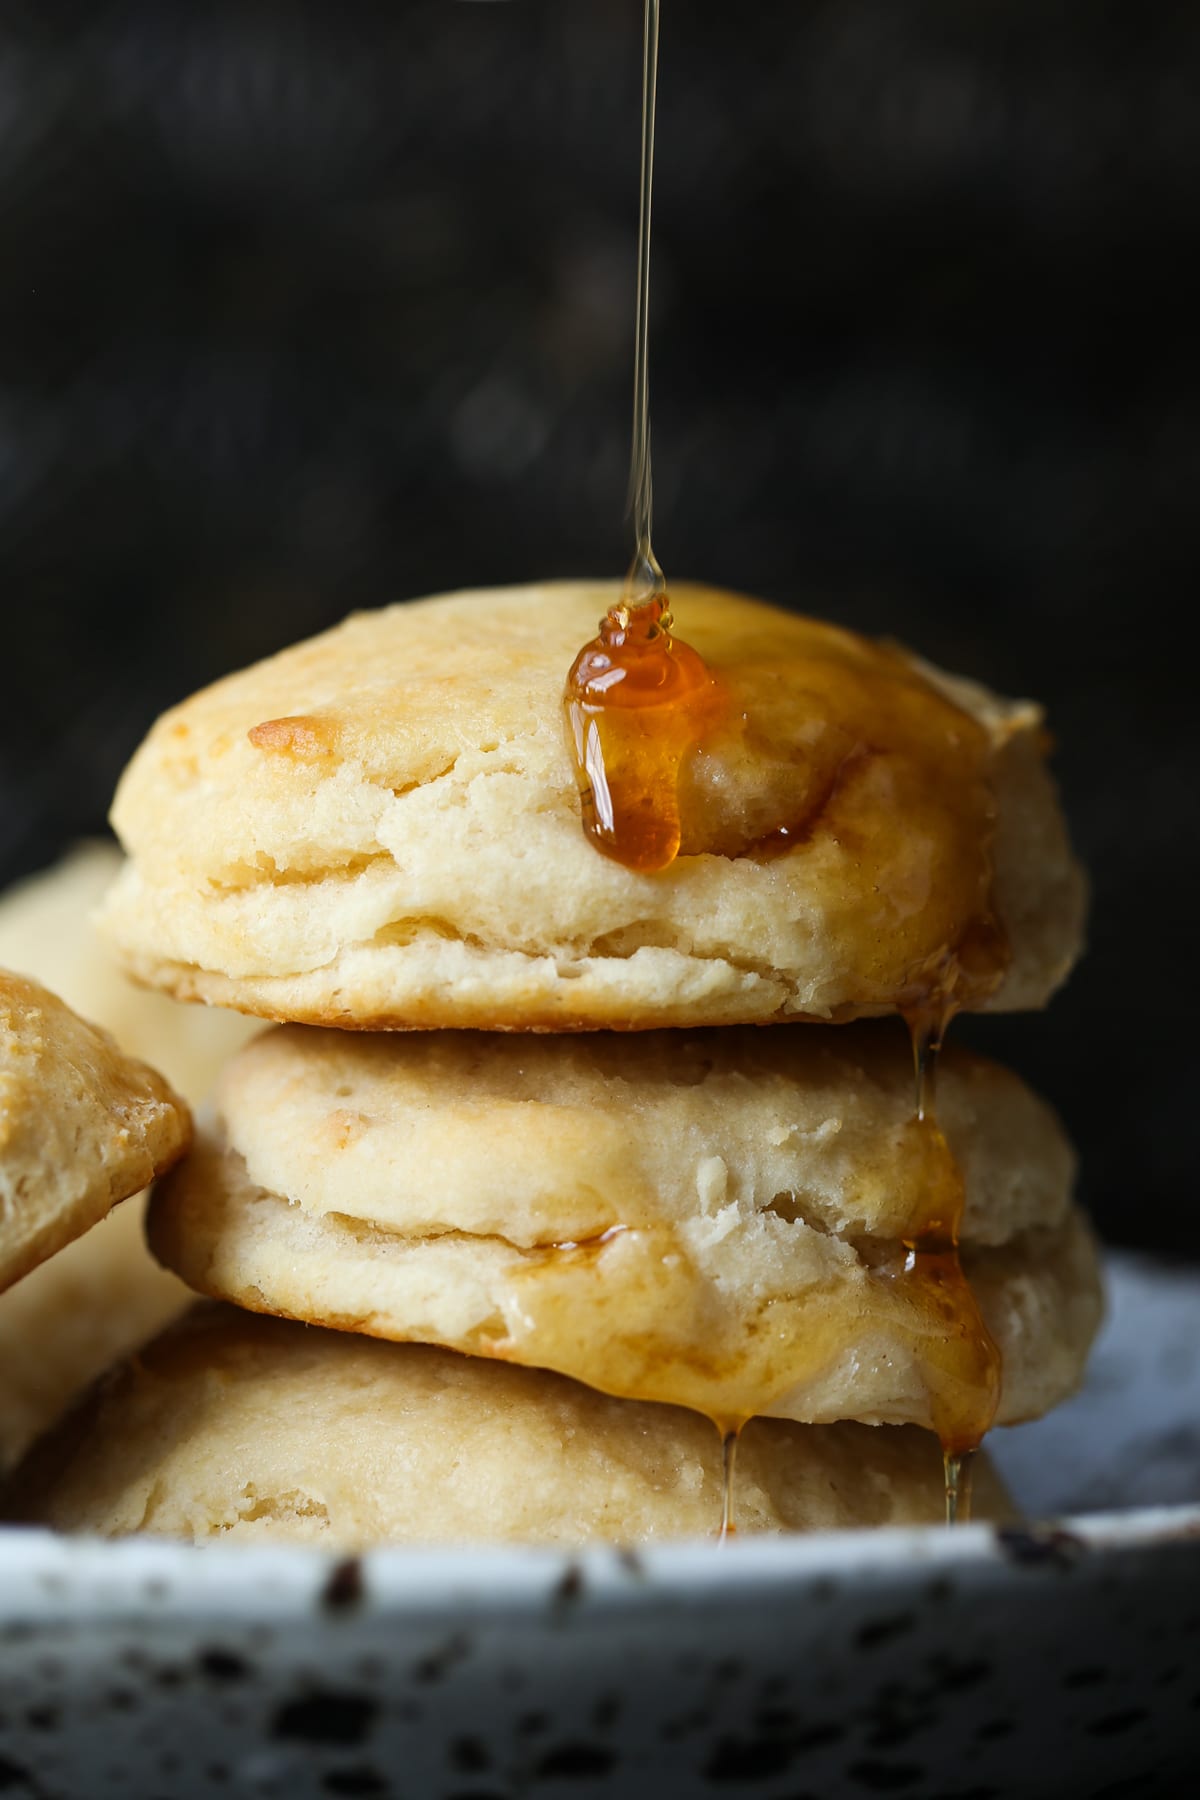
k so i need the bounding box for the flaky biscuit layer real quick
[149,1150,1100,1434]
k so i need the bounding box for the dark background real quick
[1,2,1196,1254]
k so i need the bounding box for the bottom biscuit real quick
[0,1197,189,1468]
[2,1304,1010,1546]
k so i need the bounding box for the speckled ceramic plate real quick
[2,1254,1198,1800]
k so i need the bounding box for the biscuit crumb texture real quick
[101,584,1086,1029]
[2,1304,1011,1546]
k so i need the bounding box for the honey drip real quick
[718,1425,741,1544]
[564,0,720,873]
[943,1451,976,1528]
[493,1015,1001,1533]
[504,1139,999,1473]
[565,597,721,871]
[902,1006,1001,1525]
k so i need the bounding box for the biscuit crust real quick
[0,1201,186,1467]
[101,584,1085,1030]
[148,1150,1100,1434]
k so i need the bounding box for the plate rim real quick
[3,1503,1198,1625]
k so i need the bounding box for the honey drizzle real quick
[563,0,720,874]
[627,0,660,597]
[545,1229,744,1541]
[902,1002,1001,1525]
[564,601,720,871]
[557,0,1005,1537]
[504,1162,998,1530]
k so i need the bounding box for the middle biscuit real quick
[149,1023,1101,1434]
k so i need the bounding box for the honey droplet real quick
[564,594,722,872]
[900,1007,1001,1518]
[718,1424,741,1544]
[943,1449,976,1527]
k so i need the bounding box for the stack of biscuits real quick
[1,583,1101,1548]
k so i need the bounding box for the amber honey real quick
[563,0,723,874]
[494,1006,1002,1527]
[566,585,1012,1022]
[500,1187,998,1478]
[719,1429,740,1544]
[564,597,722,871]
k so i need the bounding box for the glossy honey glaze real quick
[564,596,722,872]
[562,0,727,879]
[488,1068,1000,1495]
[570,588,1011,1019]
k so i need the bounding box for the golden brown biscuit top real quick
[103,583,1084,1028]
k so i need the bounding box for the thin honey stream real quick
[564,0,721,873]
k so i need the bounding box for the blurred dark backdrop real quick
[1,2,1197,1253]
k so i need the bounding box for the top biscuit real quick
[1,971,191,1295]
[100,583,1085,1030]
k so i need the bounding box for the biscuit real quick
[0,1204,184,1468]
[1,1304,1011,1546]
[147,1024,1102,1432]
[0,971,191,1297]
[0,847,255,1465]
[0,842,258,1104]
[100,584,1085,1030]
